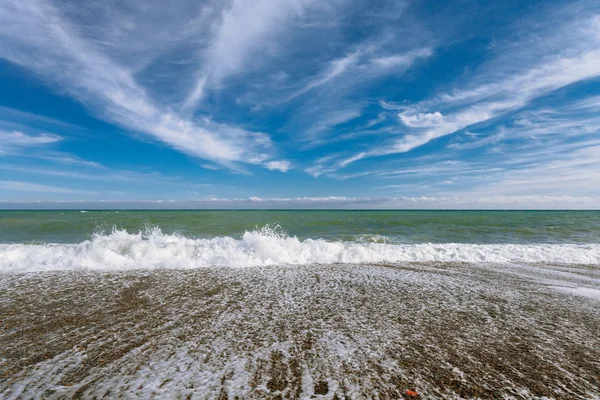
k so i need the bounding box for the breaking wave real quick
[1,225,599,272]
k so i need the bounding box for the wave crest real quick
[1,226,600,272]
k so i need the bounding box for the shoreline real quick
[1,262,599,399]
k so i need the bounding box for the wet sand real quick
[1,262,599,399]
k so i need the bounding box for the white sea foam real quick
[553,286,600,300]
[1,226,599,273]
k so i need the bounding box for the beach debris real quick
[406,389,419,397]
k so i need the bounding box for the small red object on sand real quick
[406,389,419,397]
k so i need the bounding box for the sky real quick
[1,0,600,209]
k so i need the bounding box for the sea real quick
[2,210,600,398]
[1,210,600,272]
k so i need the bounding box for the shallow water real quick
[2,210,600,245]
[1,262,599,399]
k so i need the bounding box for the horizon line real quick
[1,208,599,211]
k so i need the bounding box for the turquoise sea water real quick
[1,210,599,244]
[1,210,600,271]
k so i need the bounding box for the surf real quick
[1,225,600,272]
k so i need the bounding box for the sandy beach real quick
[1,262,599,399]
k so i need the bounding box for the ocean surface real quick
[1,210,600,272]
[2,211,600,398]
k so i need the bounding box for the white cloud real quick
[379,100,404,110]
[184,0,324,110]
[289,46,432,104]
[0,163,177,184]
[285,45,432,149]
[200,164,220,171]
[1,195,598,209]
[307,97,600,197]
[265,160,292,172]
[569,95,600,110]
[454,144,600,198]
[39,155,102,168]
[339,11,600,164]
[0,131,61,154]
[288,51,361,100]
[377,125,600,199]
[0,180,97,195]
[304,108,363,141]
[0,0,279,170]
[305,165,329,178]
[0,131,60,146]
[338,152,367,167]
[370,48,432,69]
[399,111,445,128]
[2,0,599,201]
[0,106,80,130]
[365,113,387,128]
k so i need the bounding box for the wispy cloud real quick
[1,0,599,204]
[0,163,176,184]
[369,48,432,70]
[287,51,361,101]
[0,130,61,155]
[1,0,434,171]
[39,155,103,169]
[303,108,363,142]
[305,92,600,198]
[0,0,278,170]
[0,106,81,131]
[339,9,600,164]
[1,195,598,210]
[284,45,432,146]
[0,180,97,195]
[373,123,600,199]
[184,0,334,111]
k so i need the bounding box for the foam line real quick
[1,226,599,272]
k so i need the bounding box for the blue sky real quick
[1,0,600,209]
